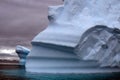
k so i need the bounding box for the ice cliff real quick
[25,0,120,73]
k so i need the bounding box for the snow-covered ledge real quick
[16,0,120,73]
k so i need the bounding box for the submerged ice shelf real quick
[16,0,120,73]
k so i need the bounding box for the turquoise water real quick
[0,69,120,80]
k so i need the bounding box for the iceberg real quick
[16,45,30,66]
[16,0,120,73]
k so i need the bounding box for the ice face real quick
[58,0,120,28]
[26,0,120,73]
[75,25,120,67]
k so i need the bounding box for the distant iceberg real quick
[16,45,30,66]
[16,0,120,73]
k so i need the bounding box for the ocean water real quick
[0,69,120,80]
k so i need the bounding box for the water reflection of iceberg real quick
[16,0,120,73]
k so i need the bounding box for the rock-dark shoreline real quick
[0,59,21,69]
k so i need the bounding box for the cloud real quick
[0,0,62,47]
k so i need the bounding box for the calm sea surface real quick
[0,68,120,80]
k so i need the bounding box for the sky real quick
[0,0,62,60]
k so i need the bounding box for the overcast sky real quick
[0,0,62,48]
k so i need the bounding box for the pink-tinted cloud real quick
[0,0,62,47]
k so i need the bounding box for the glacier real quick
[16,0,120,73]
